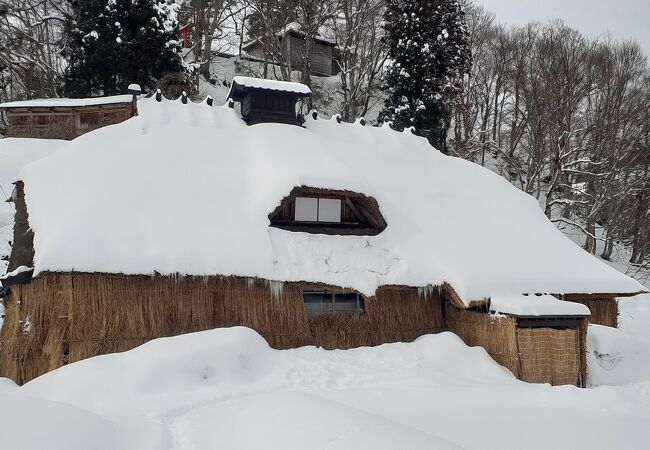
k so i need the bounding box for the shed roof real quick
[15,96,646,310]
[227,77,311,100]
[0,95,133,109]
[242,22,337,50]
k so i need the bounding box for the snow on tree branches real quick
[379,0,471,151]
[63,0,184,97]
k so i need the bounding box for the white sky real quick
[478,0,650,57]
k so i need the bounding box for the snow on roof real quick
[278,22,337,45]
[17,97,646,305]
[0,95,133,109]
[489,293,591,317]
[242,21,336,49]
[229,76,311,96]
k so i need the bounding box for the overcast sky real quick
[478,0,650,57]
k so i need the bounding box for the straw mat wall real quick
[444,304,586,386]
[517,323,586,386]
[567,297,618,328]
[0,274,445,384]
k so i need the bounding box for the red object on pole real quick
[179,24,193,49]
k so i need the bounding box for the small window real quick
[303,290,365,318]
[294,197,341,223]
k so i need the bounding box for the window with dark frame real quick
[294,196,342,223]
[303,290,365,318]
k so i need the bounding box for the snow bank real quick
[13,327,650,450]
[586,295,650,386]
[0,393,158,450]
[0,95,133,109]
[490,293,590,316]
[587,324,650,386]
[21,328,512,416]
[18,98,645,304]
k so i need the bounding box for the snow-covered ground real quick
[1,322,650,450]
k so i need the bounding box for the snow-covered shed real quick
[0,79,646,386]
[0,95,134,140]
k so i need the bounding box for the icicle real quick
[417,284,436,299]
[266,280,284,300]
[246,277,256,289]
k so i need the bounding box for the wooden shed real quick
[243,22,338,76]
[227,76,311,126]
[0,95,134,140]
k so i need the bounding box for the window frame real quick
[302,289,366,318]
[293,196,342,223]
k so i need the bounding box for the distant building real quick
[243,22,339,76]
[0,96,134,140]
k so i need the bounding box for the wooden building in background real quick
[0,95,134,140]
[243,22,339,76]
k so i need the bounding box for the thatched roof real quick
[14,93,646,309]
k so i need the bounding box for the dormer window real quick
[269,187,387,236]
[294,197,341,222]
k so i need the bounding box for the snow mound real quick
[22,328,513,416]
[587,295,650,386]
[7,327,650,449]
[0,393,158,450]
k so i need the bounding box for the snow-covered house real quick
[0,77,646,386]
[0,95,134,140]
[243,22,339,76]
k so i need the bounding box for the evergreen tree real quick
[378,0,471,152]
[63,0,183,97]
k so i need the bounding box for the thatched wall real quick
[564,296,618,328]
[0,274,445,384]
[4,103,132,140]
[0,270,588,386]
[444,304,586,386]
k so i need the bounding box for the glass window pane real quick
[318,198,341,222]
[295,197,318,221]
[333,293,362,311]
[303,292,327,318]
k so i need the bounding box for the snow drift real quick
[1,325,649,450]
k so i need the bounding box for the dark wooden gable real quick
[269,187,387,236]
